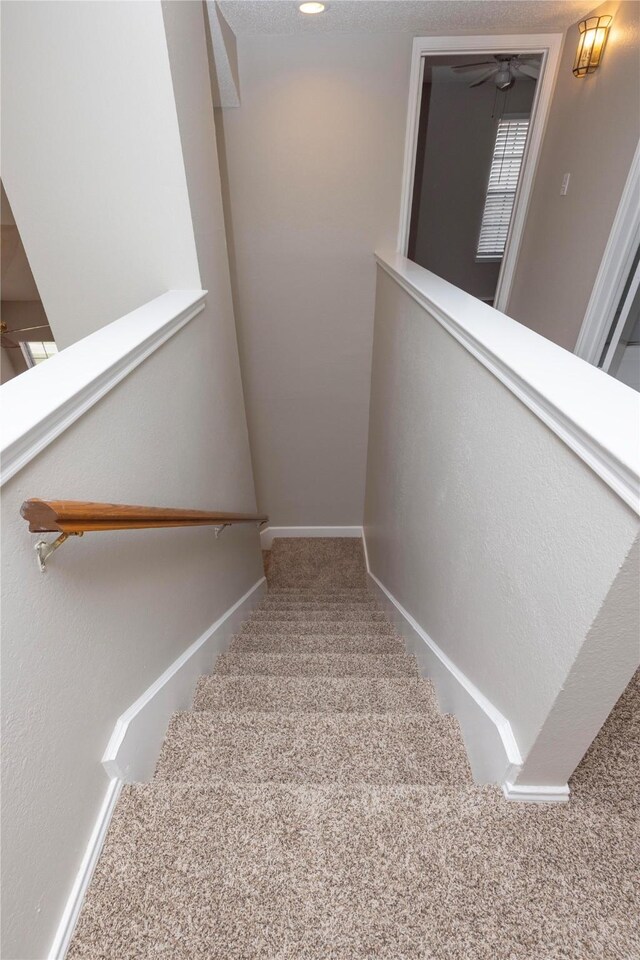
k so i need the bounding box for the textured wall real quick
[364,267,639,766]
[1,316,263,960]
[507,0,640,350]
[1,3,261,957]
[218,33,412,526]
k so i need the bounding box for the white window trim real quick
[19,341,36,368]
[20,340,58,368]
[397,33,563,313]
[476,113,531,263]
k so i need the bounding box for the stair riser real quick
[268,584,373,597]
[248,610,388,623]
[257,601,380,610]
[229,635,405,655]
[155,712,470,786]
[212,652,419,677]
[238,622,396,636]
[193,676,438,715]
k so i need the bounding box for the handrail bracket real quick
[35,532,83,572]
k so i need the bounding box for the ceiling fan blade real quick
[8,323,51,334]
[514,63,540,79]
[452,61,495,72]
[469,68,497,87]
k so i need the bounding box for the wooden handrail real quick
[20,499,268,534]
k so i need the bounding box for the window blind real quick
[477,117,530,260]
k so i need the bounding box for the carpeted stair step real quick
[257,598,381,610]
[270,571,366,581]
[213,651,419,677]
[68,780,635,960]
[267,587,372,596]
[68,535,640,960]
[247,609,389,623]
[229,632,405,655]
[193,675,438,714]
[270,580,368,590]
[266,592,374,601]
[268,538,367,587]
[155,711,471,785]
[238,620,396,636]
[265,591,373,601]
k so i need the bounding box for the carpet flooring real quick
[69,538,639,959]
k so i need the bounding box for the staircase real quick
[69,539,639,960]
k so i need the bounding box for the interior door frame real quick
[574,140,640,366]
[397,33,563,313]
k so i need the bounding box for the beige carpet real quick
[69,538,639,959]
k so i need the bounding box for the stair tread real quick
[267,588,372,595]
[70,538,639,960]
[229,633,405,654]
[257,599,381,609]
[238,620,396,635]
[193,675,438,714]
[155,711,471,785]
[213,651,419,677]
[68,780,635,960]
[248,609,389,622]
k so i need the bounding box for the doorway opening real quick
[1,181,56,383]
[598,244,640,392]
[398,35,562,312]
[408,54,540,305]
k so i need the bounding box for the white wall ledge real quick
[376,250,640,515]
[0,290,206,486]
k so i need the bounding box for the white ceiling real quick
[217,0,594,37]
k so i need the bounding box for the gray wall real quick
[1,4,260,957]
[412,70,536,300]
[218,33,412,526]
[507,0,640,350]
[364,267,639,765]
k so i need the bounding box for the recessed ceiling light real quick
[299,2,325,13]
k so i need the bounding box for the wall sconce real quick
[573,15,613,77]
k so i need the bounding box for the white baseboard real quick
[362,534,570,801]
[50,577,266,958]
[502,781,569,803]
[260,525,363,549]
[48,777,123,959]
[102,576,266,781]
[365,566,520,784]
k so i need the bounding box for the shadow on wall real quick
[1,182,56,383]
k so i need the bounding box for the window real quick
[477,116,530,261]
[20,341,58,368]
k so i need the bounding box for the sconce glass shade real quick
[573,15,613,77]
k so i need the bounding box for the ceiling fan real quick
[452,55,540,90]
[0,320,51,349]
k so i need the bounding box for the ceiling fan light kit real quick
[452,55,541,90]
